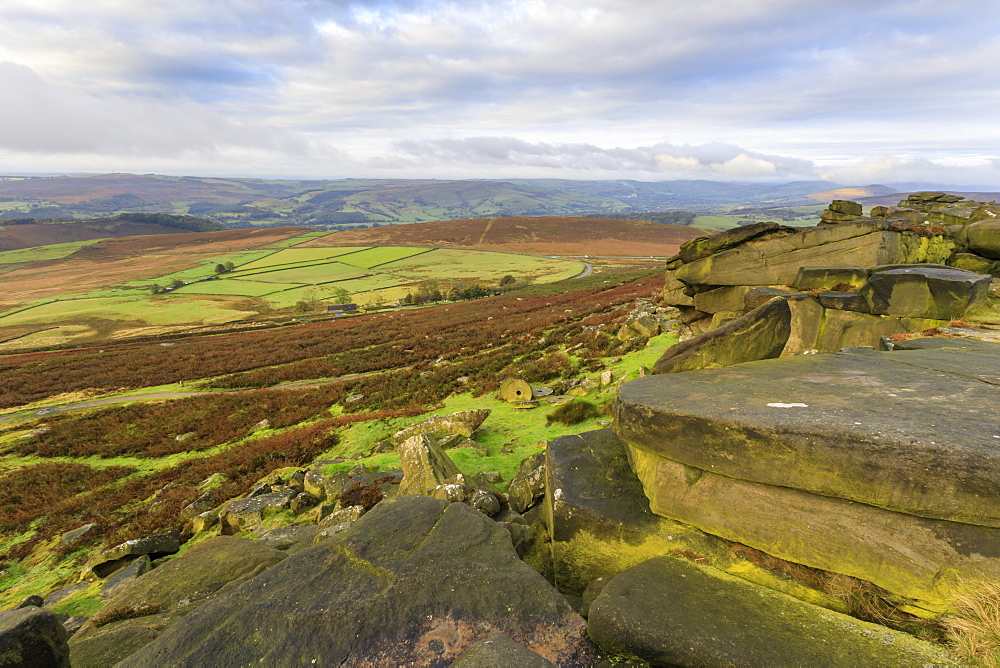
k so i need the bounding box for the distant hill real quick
[307,216,707,256]
[3,173,994,234]
[0,213,225,251]
[854,190,1000,208]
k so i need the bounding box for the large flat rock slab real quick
[121,496,593,666]
[615,339,1000,527]
[587,556,958,666]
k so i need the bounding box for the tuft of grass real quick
[546,399,602,426]
[90,602,163,628]
[943,580,1000,666]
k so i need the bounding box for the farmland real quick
[0,227,587,348]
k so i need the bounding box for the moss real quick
[49,583,104,617]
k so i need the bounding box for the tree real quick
[500,274,516,288]
[150,283,163,294]
[169,278,184,289]
[333,287,352,305]
[224,262,235,272]
[215,264,226,274]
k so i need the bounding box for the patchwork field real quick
[0,227,586,348]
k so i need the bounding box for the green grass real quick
[336,246,431,269]
[238,247,372,270]
[0,295,258,327]
[173,279,301,296]
[0,239,105,265]
[233,262,367,285]
[383,248,583,283]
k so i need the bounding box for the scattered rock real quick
[508,453,546,514]
[218,490,297,534]
[16,594,45,609]
[450,633,555,667]
[390,409,491,446]
[60,523,97,548]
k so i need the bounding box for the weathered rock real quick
[467,489,502,516]
[15,594,44,609]
[302,470,326,501]
[951,252,999,275]
[587,556,958,666]
[179,490,217,520]
[507,452,547,514]
[675,220,953,287]
[814,308,940,351]
[84,530,181,579]
[861,266,991,319]
[677,222,796,263]
[289,491,319,513]
[256,525,318,549]
[966,219,1000,259]
[816,290,870,312]
[390,409,491,446]
[100,554,151,599]
[321,470,351,501]
[218,489,297,534]
[652,297,791,374]
[450,634,555,667]
[743,286,799,310]
[0,606,70,667]
[397,433,463,496]
[121,497,595,666]
[498,378,533,402]
[616,342,1000,609]
[189,509,218,534]
[792,265,868,291]
[692,285,752,314]
[626,343,1000,527]
[68,536,285,666]
[60,523,97,548]
[542,429,726,597]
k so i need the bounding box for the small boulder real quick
[218,490,297,534]
[101,555,151,599]
[84,530,181,579]
[59,523,97,549]
[397,434,463,496]
[508,453,547,514]
[0,607,70,667]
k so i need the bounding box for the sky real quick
[1,0,999,186]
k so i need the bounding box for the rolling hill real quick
[305,216,706,256]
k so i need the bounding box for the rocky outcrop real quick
[120,497,595,666]
[615,339,1000,612]
[587,556,957,665]
[82,530,180,579]
[664,196,998,349]
[397,433,463,495]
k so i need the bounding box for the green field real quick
[237,246,371,270]
[335,246,431,269]
[0,239,104,265]
[232,262,367,284]
[384,248,584,283]
[173,280,301,296]
[0,236,586,346]
[0,295,257,327]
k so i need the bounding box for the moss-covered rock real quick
[652,297,791,373]
[68,536,285,666]
[120,497,594,665]
[618,344,1000,528]
[0,606,70,667]
[587,556,959,666]
[861,266,991,319]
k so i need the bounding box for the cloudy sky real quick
[1,0,998,186]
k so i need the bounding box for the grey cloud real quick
[393,137,818,180]
[0,62,310,156]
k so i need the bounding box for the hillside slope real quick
[305,216,706,256]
